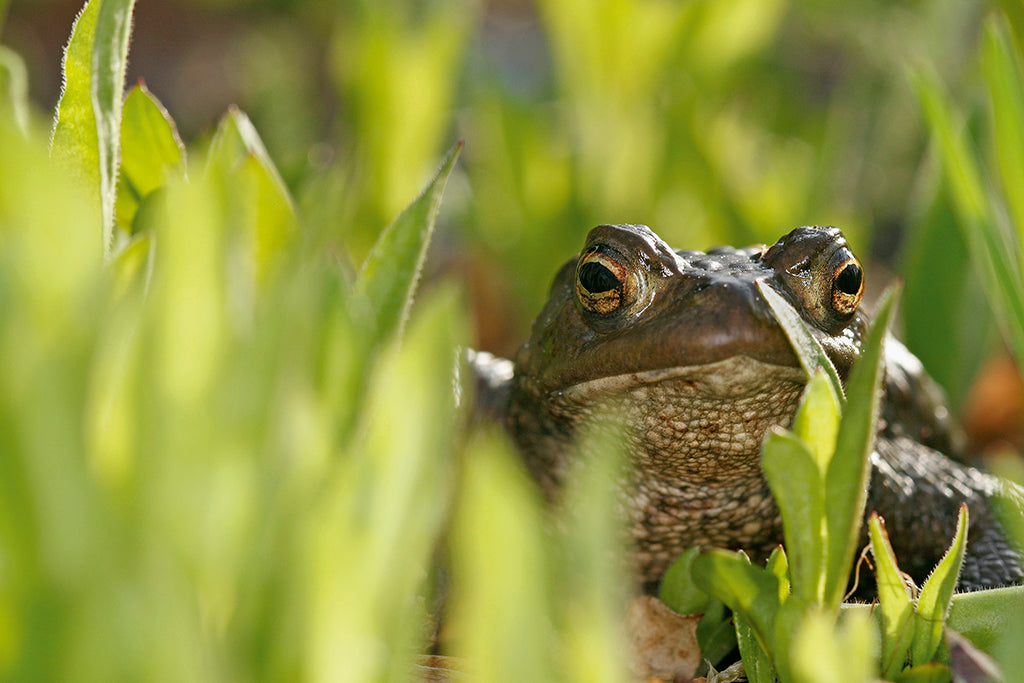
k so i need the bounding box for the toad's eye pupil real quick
[579,261,620,293]
[836,262,862,295]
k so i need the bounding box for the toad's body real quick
[472,224,1023,589]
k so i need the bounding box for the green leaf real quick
[0,45,29,134]
[51,0,138,259]
[822,287,896,609]
[115,84,185,234]
[208,108,298,284]
[92,0,137,255]
[868,513,915,678]
[766,545,790,602]
[758,280,845,400]
[659,546,710,614]
[735,610,776,683]
[791,608,878,683]
[51,0,101,218]
[912,504,968,667]
[761,428,825,605]
[695,598,738,667]
[894,662,951,683]
[791,369,842,473]
[352,141,462,347]
[691,549,781,657]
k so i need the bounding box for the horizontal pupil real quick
[579,261,620,294]
[836,262,862,295]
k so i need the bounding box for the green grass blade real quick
[916,71,1024,370]
[116,84,185,233]
[983,15,1024,252]
[758,280,845,400]
[91,0,136,257]
[761,428,825,605]
[352,141,462,347]
[0,45,29,134]
[911,504,968,666]
[868,513,915,678]
[823,286,896,609]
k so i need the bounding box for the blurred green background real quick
[2,0,1024,680]
[6,0,1020,405]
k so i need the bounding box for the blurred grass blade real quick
[208,108,298,284]
[791,608,877,683]
[761,428,824,605]
[352,141,462,347]
[916,71,1024,370]
[0,45,29,134]
[912,505,968,666]
[758,280,845,400]
[116,84,185,233]
[823,286,895,609]
[449,431,559,682]
[92,0,136,256]
[868,513,915,678]
[983,15,1024,251]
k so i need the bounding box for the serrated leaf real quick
[352,141,462,347]
[823,286,896,609]
[116,84,185,234]
[868,513,915,678]
[761,428,825,605]
[691,549,781,658]
[912,504,968,667]
[92,0,136,255]
[51,0,137,258]
[51,0,101,216]
[758,280,845,400]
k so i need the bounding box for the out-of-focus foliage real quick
[2,0,1024,680]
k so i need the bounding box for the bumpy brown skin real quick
[472,224,1024,591]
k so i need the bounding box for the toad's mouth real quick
[558,355,806,402]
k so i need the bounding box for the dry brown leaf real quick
[626,595,703,680]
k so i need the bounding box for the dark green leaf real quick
[659,546,710,615]
[735,610,776,683]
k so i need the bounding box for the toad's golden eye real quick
[575,249,637,315]
[831,258,863,316]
